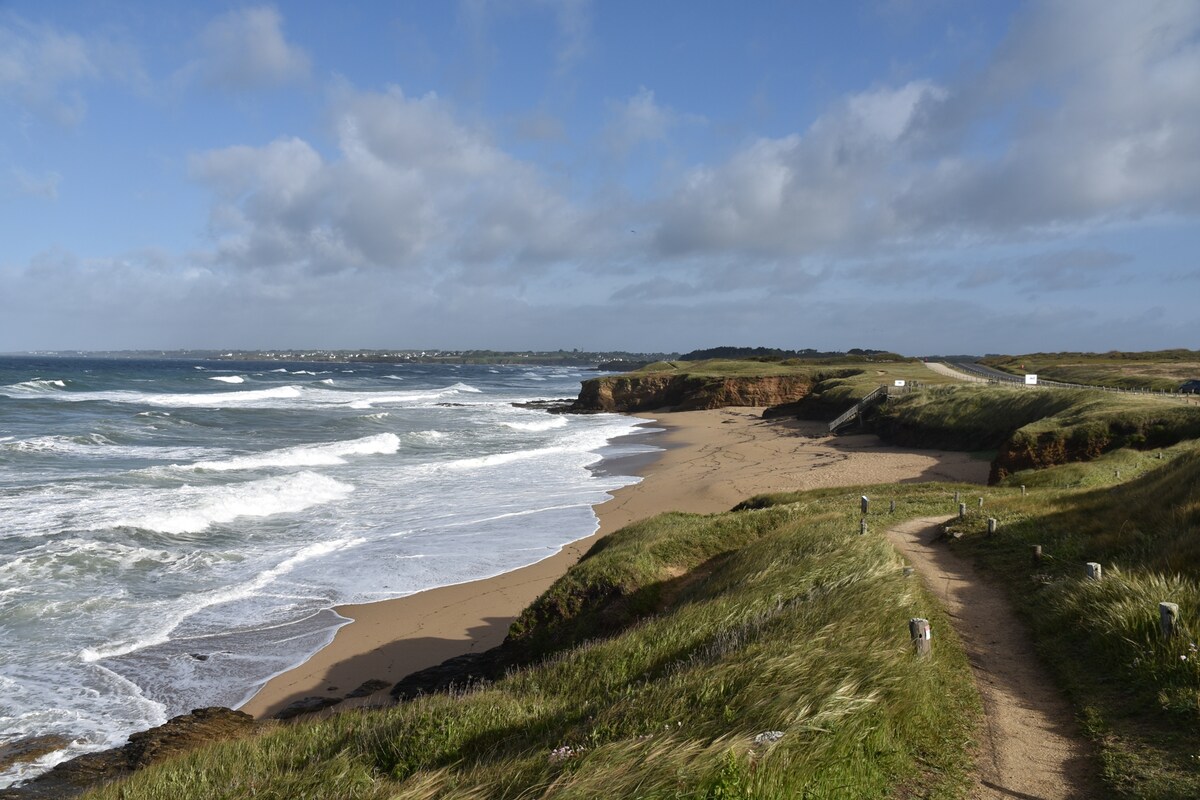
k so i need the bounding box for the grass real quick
[750,448,1200,798]
[980,350,1200,391]
[866,383,1200,481]
[82,495,980,800]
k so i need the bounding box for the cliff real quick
[571,373,812,412]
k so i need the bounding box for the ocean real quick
[0,356,657,787]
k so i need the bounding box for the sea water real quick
[0,356,658,787]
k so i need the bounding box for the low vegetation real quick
[745,446,1200,798]
[81,494,980,800]
[980,350,1200,391]
[866,384,1200,481]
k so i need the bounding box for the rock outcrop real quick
[1,708,256,800]
[570,374,812,413]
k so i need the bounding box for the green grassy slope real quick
[867,384,1200,481]
[752,448,1200,799]
[83,496,980,800]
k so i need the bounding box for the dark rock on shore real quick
[511,398,579,413]
[1,708,255,800]
[0,736,72,774]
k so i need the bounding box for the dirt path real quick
[886,517,1101,800]
[924,361,991,383]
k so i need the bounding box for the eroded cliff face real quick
[571,374,812,412]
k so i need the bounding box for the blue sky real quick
[1,1,1198,355]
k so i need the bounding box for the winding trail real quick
[886,517,1101,800]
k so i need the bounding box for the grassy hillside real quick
[980,350,1200,391]
[751,447,1200,798]
[867,384,1200,481]
[80,494,980,800]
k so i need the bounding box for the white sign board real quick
[894,379,906,387]
[1025,374,1038,385]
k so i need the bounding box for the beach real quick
[242,407,990,718]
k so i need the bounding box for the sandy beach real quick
[241,408,989,719]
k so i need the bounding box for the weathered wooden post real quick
[1160,603,1179,638]
[987,518,998,536]
[889,499,896,513]
[954,490,960,504]
[978,496,984,508]
[909,618,932,657]
[861,495,869,515]
[1031,545,1042,565]
[1086,562,1102,581]
[1115,470,1121,480]
[1021,485,1026,496]
[860,518,868,536]
[958,502,966,519]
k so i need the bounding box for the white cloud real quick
[605,87,678,156]
[190,6,310,90]
[0,18,142,125]
[189,86,593,275]
[654,80,942,256]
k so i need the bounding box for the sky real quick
[1,0,1198,355]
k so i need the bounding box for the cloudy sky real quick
[2,1,1198,355]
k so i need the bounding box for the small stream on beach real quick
[0,356,659,787]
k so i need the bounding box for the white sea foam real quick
[319,378,335,385]
[501,417,569,432]
[79,535,366,663]
[4,378,66,392]
[383,375,404,380]
[208,376,245,384]
[115,472,354,535]
[177,433,399,472]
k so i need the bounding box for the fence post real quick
[861,495,869,515]
[1021,485,1026,496]
[954,490,960,504]
[889,499,896,514]
[1031,545,1042,565]
[860,518,868,536]
[987,518,998,536]
[1160,603,1180,638]
[1086,562,1102,581]
[909,618,931,657]
[958,503,966,519]
[978,496,984,508]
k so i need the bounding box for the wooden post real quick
[1086,562,1102,581]
[1021,485,1026,496]
[889,499,896,513]
[1031,545,1042,565]
[978,496,984,508]
[1160,602,1179,638]
[987,518,998,536]
[861,495,869,515]
[1115,470,1121,480]
[958,503,966,519]
[954,491,960,504]
[909,618,932,656]
[860,518,868,535]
